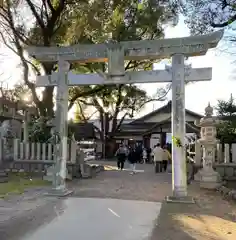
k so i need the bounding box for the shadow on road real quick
[150,201,236,240]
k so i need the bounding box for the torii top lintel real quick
[26,30,224,63]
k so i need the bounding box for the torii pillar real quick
[170,54,188,199]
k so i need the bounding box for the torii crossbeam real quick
[35,67,212,87]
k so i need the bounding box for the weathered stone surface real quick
[35,68,212,87]
[44,165,72,182]
[27,30,224,62]
[198,168,222,189]
[214,164,236,180]
[0,119,22,139]
[80,164,93,178]
[0,120,18,162]
[195,104,222,190]
[51,59,70,194]
[225,166,234,177]
[43,166,54,182]
[215,165,225,177]
[171,54,187,198]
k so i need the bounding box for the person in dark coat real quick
[146,147,151,163]
[135,143,143,163]
[128,145,137,174]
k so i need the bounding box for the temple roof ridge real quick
[130,100,203,124]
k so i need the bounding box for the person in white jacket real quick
[142,148,147,164]
[152,143,163,173]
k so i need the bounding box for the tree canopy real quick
[181,0,236,34]
[0,0,178,119]
[0,0,178,130]
[216,94,236,143]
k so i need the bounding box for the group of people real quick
[115,142,171,174]
[152,143,171,173]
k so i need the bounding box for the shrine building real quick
[113,101,202,148]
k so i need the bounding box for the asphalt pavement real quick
[21,198,162,240]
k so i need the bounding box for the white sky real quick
[0,16,235,118]
[143,17,235,116]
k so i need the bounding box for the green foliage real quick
[73,103,83,123]
[0,83,31,103]
[57,0,178,73]
[172,136,183,148]
[28,117,51,143]
[216,94,236,143]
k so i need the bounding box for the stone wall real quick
[4,160,81,178]
[4,159,104,180]
[214,163,236,181]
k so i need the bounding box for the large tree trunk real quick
[105,137,116,158]
[100,112,113,158]
[41,86,54,117]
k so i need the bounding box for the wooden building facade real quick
[113,101,202,148]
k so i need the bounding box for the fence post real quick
[232,143,236,163]
[71,141,77,164]
[48,143,52,161]
[25,142,30,160]
[36,143,41,160]
[13,139,20,161]
[224,144,230,163]
[31,143,35,160]
[0,138,3,164]
[20,142,24,160]
[42,143,46,161]
[216,143,223,163]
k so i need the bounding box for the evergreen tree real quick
[216,94,236,143]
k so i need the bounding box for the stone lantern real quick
[195,103,222,189]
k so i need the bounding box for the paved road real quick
[21,198,162,240]
[1,162,169,240]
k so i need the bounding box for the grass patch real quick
[0,172,51,198]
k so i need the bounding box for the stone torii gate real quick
[27,30,223,200]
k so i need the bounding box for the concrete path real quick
[18,162,166,240]
[21,198,162,240]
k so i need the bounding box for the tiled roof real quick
[129,101,203,124]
